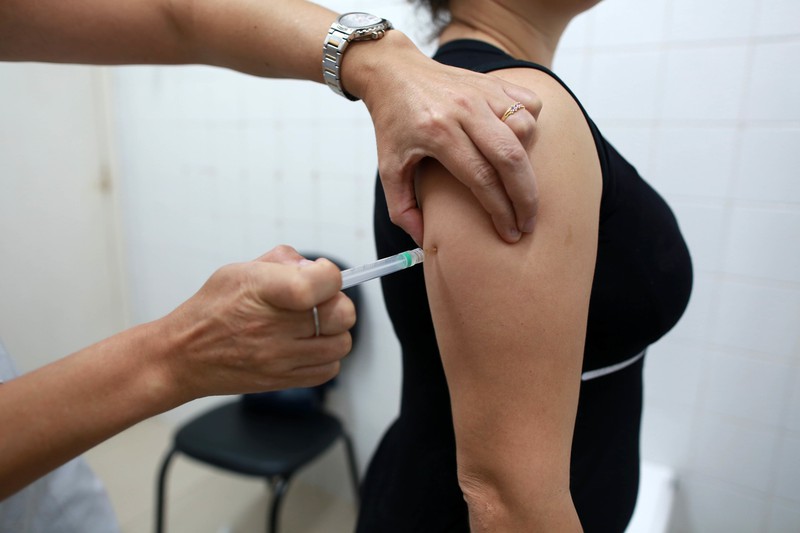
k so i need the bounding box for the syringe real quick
[341,248,425,289]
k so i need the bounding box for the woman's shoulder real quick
[431,38,602,225]
[492,66,601,199]
[491,63,589,131]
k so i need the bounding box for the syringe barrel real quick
[341,248,424,289]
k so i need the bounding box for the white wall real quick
[0,64,127,373]
[107,0,799,531]
[556,1,800,531]
[109,0,417,480]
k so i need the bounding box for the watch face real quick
[339,12,382,29]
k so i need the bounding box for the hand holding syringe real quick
[341,248,424,289]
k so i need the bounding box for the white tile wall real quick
[755,0,800,38]
[665,273,718,343]
[660,45,749,123]
[703,351,793,426]
[668,0,759,42]
[640,403,696,467]
[724,207,800,283]
[650,127,737,199]
[589,0,669,47]
[711,281,800,360]
[785,368,800,433]
[745,41,800,121]
[735,127,800,204]
[672,475,768,533]
[692,416,779,493]
[644,340,706,409]
[670,201,728,272]
[108,1,800,531]
[584,49,664,121]
[772,432,800,503]
[767,499,800,533]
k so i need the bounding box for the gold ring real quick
[501,102,525,122]
[312,306,320,337]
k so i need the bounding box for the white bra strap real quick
[581,350,645,381]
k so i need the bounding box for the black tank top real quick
[361,39,693,533]
[373,39,693,376]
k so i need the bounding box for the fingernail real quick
[299,259,315,267]
[521,217,536,233]
[508,227,521,241]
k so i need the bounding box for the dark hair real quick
[410,0,451,35]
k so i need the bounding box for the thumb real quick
[380,165,425,246]
[250,258,342,311]
[253,244,312,266]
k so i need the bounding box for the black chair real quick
[155,254,362,533]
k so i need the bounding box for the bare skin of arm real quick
[0,0,541,244]
[417,68,601,531]
[0,246,354,500]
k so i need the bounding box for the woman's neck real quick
[439,1,574,68]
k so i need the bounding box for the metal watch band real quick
[323,26,358,100]
[322,15,393,101]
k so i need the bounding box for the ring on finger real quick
[501,102,525,122]
[312,305,320,337]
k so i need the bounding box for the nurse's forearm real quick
[0,0,333,82]
[0,0,419,104]
[0,322,178,501]
[0,252,352,499]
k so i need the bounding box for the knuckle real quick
[284,276,316,308]
[331,293,357,329]
[213,262,245,287]
[496,141,530,168]
[304,362,341,388]
[215,262,238,278]
[416,109,450,139]
[272,243,295,256]
[318,335,351,365]
[449,91,473,111]
[516,188,538,212]
[528,93,543,116]
[260,244,297,264]
[387,206,409,229]
[322,361,342,382]
[343,302,357,330]
[519,89,543,116]
[420,118,448,141]
[338,332,353,356]
[387,208,401,226]
[315,257,339,279]
[377,160,395,181]
[512,115,537,146]
[470,164,500,192]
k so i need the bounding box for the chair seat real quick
[174,400,345,478]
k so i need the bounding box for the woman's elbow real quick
[457,465,582,532]
[458,470,511,531]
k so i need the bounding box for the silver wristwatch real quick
[322,12,393,101]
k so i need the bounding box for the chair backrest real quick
[242,251,362,414]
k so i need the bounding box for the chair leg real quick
[267,476,290,533]
[342,432,360,506]
[155,447,177,533]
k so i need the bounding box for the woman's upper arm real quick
[417,68,601,528]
